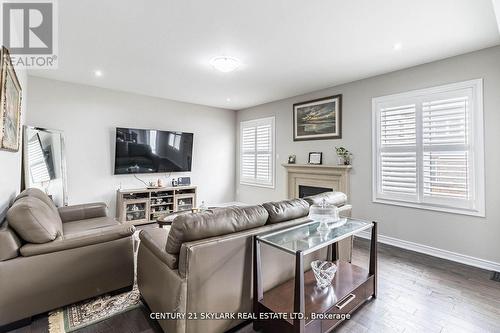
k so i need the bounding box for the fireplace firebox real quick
[298,185,333,198]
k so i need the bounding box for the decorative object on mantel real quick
[335,146,352,165]
[287,154,296,164]
[293,94,342,141]
[0,46,22,152]
[308,152,323,165]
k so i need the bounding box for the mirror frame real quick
[22,125,68,206]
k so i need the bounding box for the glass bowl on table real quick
[311,260,337,288]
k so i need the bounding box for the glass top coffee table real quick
[258,218,373,255]
[253,218,378,333]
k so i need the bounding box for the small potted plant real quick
[335,147,352,165]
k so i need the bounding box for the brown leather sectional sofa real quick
[138,192,352,333]
[0,188,135,327]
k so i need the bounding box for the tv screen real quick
[114,127,193,174]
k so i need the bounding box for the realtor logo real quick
[1,0,58,68]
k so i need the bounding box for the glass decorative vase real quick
[311,260,337,288]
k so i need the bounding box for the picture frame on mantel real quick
[308,152,323,165]
[0,46,22,152]
[293,94,342,141]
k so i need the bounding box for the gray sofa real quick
[137,192,352,333]
[0,188,135,327]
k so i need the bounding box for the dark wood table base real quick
[253,222,378,333]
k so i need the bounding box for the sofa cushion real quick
[63,216,119,236]
[16,188,60,217]
[262,198,310,224]
[0,222,22,261]
[7,197,62,244]
[166,205,268,255]
[15,188,63,234]
[303,191,347,207]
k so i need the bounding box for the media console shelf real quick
[116,185,197,225]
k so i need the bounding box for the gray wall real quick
[0,66,28,221]
[236,46,500,264]
[27,77,236,214]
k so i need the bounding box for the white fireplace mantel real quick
[282,164,352,199]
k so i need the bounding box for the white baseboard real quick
[356,231,500,272]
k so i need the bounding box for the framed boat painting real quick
[293,94,342,141]
[0,46,22,152]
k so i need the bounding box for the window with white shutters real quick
[240,117,275,188]
[372,80,484,216]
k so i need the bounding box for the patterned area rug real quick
[48,285,142,333]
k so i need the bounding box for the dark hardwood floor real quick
[6,238,500,333]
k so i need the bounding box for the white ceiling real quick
[30,0,500,110]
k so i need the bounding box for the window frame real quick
[372,79,485,217]
[239,116,276,188]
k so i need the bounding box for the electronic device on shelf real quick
[114,127,194,175]
[177,177,191,186]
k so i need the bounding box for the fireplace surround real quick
[282,164,351,199]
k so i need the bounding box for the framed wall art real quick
[293,94,342,141]
[0,46,22,152]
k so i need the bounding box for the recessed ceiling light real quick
[210,56,240,73]
[226,98,231,102]
[94,70,103,77]
[393,43,403,51]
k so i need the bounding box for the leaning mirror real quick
[22,126,68,206]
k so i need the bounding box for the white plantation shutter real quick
[423,152,468,200]
[240,117,275,187]
[422,93,471,206]
[380,152,417,196]
[379,103,417,200]
[241,126,256,180]
[373,80,484,216]
[27,137,51,183]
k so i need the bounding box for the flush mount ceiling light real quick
[94,70,103,77]
[210,56,240,73]
[393,42,403,51]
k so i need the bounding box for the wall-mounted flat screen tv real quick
[114,127,193,174]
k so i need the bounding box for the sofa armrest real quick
[20,224,135,257]
[137,230,186,333]
[58,202,108,223]
[0,223,21,261]
[339,204,352,217]
[139,229,178,270]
